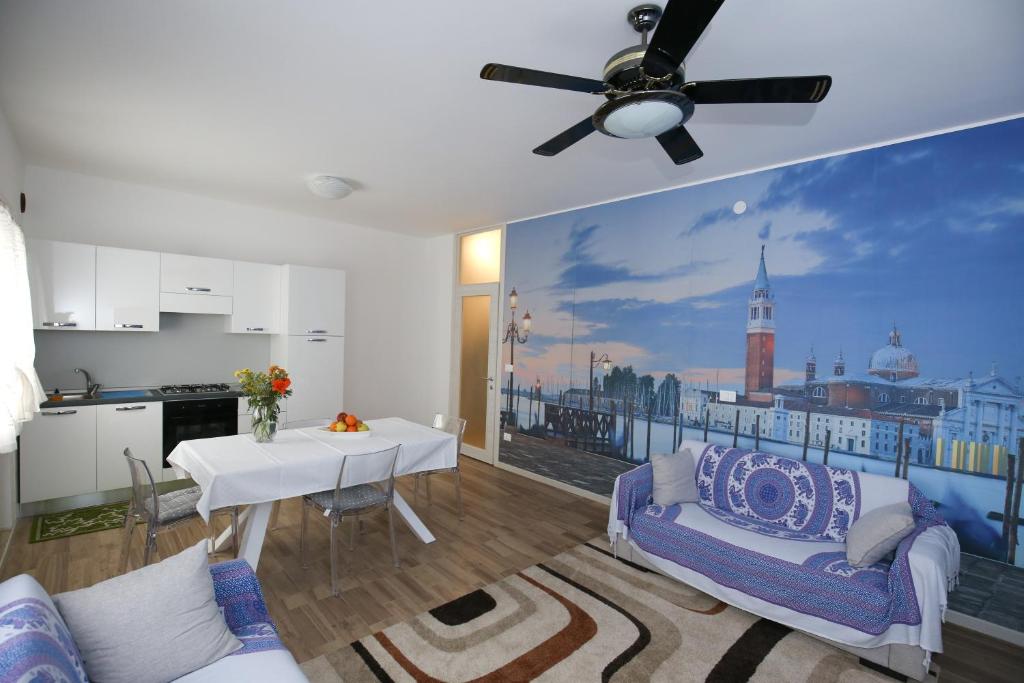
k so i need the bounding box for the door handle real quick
[114,323,144,329]
[42,321,77,327]
[246,327,265,332]
[306,329,328,334]
[42,409,78,416]
[115,405,147,411]
[186,286,211,292]
[306,338,328,342]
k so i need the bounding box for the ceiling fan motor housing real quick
[602,44,684,93]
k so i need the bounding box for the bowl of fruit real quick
[321,412,371,438]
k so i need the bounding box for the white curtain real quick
[0,201,45,452]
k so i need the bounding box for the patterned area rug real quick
[300,541,905,682]
[29,502,129,543]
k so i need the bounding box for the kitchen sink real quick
[98,390,152,399]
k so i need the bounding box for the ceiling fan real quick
[480,0,832,165]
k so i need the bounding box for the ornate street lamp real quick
[589,351,613,413]
[502,287,532,419]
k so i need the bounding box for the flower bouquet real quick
[235,365,292,442]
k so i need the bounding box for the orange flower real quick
[272,378,291,395]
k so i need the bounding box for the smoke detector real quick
[306,175,354,199]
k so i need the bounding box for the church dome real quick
[868,326,919,380]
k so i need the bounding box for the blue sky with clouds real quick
[505,117,1024,393]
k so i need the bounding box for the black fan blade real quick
[641,0,725,77]
[480,63,607,94]
[657,126,703,165]
[686,76,832,104]
[533,118,596,157]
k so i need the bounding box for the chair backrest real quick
[332,444,402,511]
[433,413,467,455]
[124,447,159,525]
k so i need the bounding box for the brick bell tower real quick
[745,246,775,395]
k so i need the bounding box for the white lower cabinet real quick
[97,402,163,490]
[271,335,344,426]
[19,406,98,503]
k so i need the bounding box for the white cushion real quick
[650,448,699,506]
[53,540,242,683]
[846,502,916,567]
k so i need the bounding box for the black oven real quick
[162,397,238,466]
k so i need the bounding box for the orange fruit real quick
[344,415,357,426]
[346,425,357,432]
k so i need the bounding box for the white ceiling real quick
[1,0,1022,237]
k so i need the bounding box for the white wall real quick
[21,165,453,425]
[0,106,24,531]
[0,104,21,208]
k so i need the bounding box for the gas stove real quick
[158,383,232,396]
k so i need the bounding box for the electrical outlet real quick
[503,432,512,442]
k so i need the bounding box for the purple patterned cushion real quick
[696,444,861,542]
[0,577,88,683]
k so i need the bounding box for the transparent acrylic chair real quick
[299,444,402,596]
[119,448,239,572]
[413,414,466,519]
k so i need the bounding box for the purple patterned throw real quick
[210,560,287,655]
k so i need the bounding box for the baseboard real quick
[946,609,1024,647]
[493,460,612,506]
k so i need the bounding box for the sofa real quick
[0,559,306,682]
[609,440,960,681]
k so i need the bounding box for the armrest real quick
[209,560,276,634]
[615,463,653,528]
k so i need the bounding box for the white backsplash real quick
[33,313,270,392]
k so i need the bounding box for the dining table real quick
[166,416,458,568]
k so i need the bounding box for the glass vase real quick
[252,404,278,443]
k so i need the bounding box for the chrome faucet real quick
[74,368,101,399]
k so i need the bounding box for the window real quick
[764,308,772,320]
[915,397,927,405]
[750,307,758,320]
[813,387,826,398]
[878,392,889,403]
[458,229,501,284]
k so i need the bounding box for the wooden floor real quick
[3,457,1021,682]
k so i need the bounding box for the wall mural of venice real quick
[499,116,1024,566]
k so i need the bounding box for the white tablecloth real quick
[167,417,457,519]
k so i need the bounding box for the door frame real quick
[448,226,505,464]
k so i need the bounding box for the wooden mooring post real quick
[732,409,740,448]
[672,393,680,452]
[1004,451,1018,556]
[645,400,653,459]
[754,414,761,451]
[801,408,811,461]
[901,437,912,480]
[822,429,831,466]
[1010,438,1024,566]
[894,419,905,477]
[703,406,710,442]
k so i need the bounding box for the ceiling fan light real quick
[601,100,683,139]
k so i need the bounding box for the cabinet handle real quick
[306,338,327,342]
[42,409,78,416]
[186,286,211,292]
[246,327,265,332]
[306,329,327,334]
[114,323,144,329]
[41,321,77,328]
[115,405,147,411]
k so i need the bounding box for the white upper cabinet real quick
[96,246,160,332]
[160,253,233,296]
[26,239,97,331]
[229,261,281,334]
[282,264,346,336]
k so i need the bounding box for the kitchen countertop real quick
[41,389,242,409]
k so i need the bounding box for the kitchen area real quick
[19,239,346,515]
